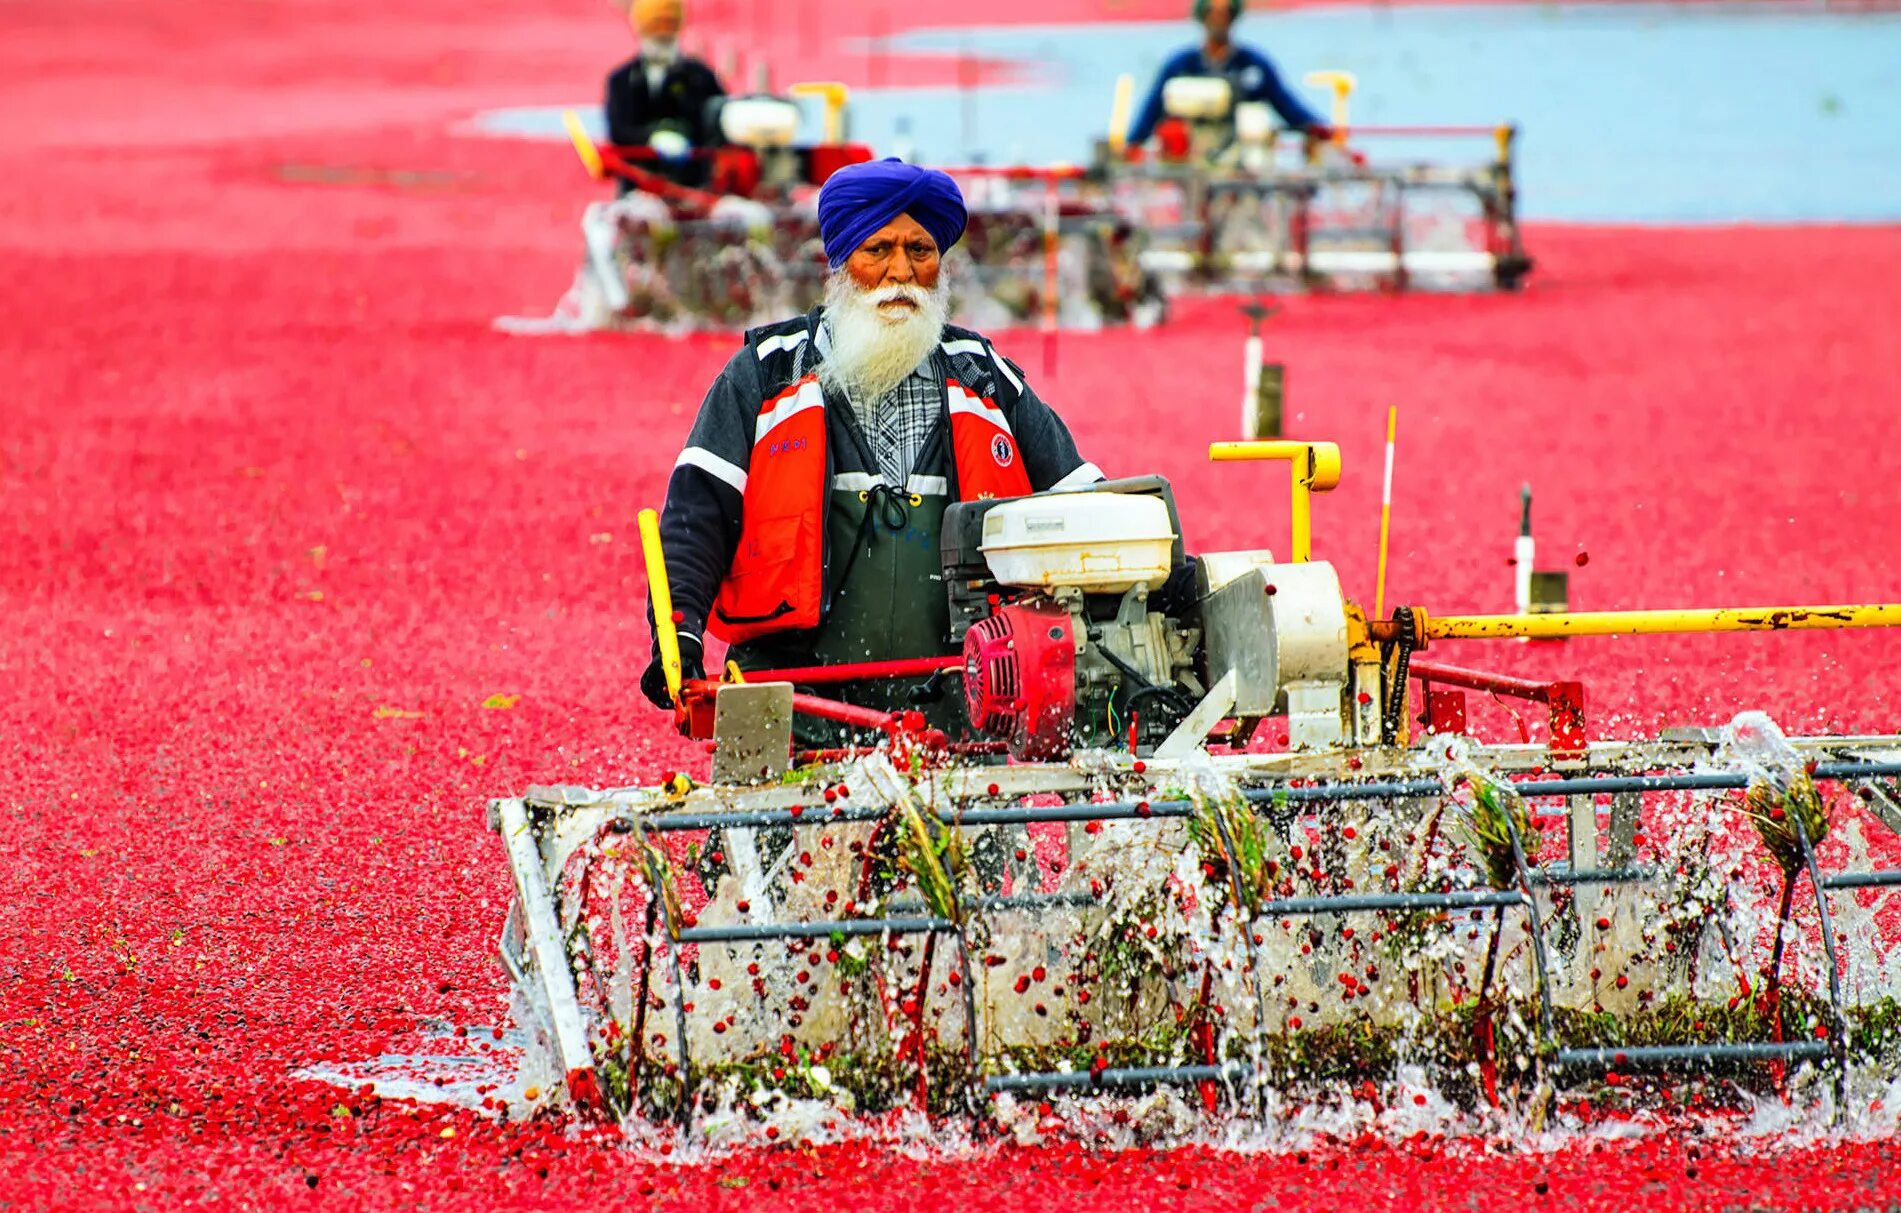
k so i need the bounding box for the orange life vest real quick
[710,374,1031,644]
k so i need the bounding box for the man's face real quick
[820,213,951,402]
[1201,0,1234,41]
[844,214,942,314]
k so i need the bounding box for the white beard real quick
[818,272,950,405]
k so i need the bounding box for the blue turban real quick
[816,158,967,269]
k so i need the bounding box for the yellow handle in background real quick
[1303,70,1357,142]
[562,108,607,180]
[788,81,851,145]
[1494,122,1517,168]
[1209,440,1343,563]
[1107,72,1136,154]
[638,508,683,704]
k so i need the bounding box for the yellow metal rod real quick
[1304,70,1356,144]
[1374,405,1397,619]
[1107,73,1136,155]
[1423,604,1901,642]
[1211,440,1333,471]
[788,81,850,145]
[1289,478,1312,562]
[638,508,684,703]
[562,108,606,180]
[1210,440,1342,564]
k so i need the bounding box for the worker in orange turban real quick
[605,0,727,189]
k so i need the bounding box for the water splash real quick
[459,722,1901,1155]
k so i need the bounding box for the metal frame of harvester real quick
[1089,67,1531,294]
[1101,125,1531,294]
[493,439,1901,1125]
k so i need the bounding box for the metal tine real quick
[563,760,1901,1115]
[1794,809,1850,1117]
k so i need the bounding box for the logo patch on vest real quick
[990,435,1015,468]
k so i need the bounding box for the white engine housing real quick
[1234,101,1275,145]
[719,96,802,148]
[1199,554,1353,750]
[979,492,1176,594]
[1162,75,1235,122]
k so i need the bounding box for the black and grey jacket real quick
[653,307,1102,662]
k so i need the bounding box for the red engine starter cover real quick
[962,602,1077,761]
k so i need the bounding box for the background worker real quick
[604,0,727,191]
[1126,0,1328,148]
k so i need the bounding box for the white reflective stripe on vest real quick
[754,376,824,443]
[756,330,809,360]
[676,446,748,492]
[946,382,1012,431]
[833,471,949,496]
[942,337,1023,393]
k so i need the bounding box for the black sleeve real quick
[603,72,618,146]
[691,61,727,145]
[1247,49,1322,131]
[1002,356,1103,492]
[605,66,637,147]
[648,346,761,654]
[1127,54,1184,147]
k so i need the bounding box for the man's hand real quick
[640,634,705,709]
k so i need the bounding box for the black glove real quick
[640,634,705,710]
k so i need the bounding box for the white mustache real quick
[868,283,930,309]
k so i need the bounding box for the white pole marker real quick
[1515,483,1534,616]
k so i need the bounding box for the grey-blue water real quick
[473,4,1901,223]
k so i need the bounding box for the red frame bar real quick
[677,677,947,749]
[737,655,961,686]
[1332,125,1501,138]
[789,692,903,734]
[1424,688,1467,738]
[941,164,1088,181]
[595,147,725,207]
[1409,660,1561,701]
[1409,659,1586,758]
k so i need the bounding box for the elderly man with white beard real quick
[639,159,1104,738]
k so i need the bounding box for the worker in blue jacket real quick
[1126,0,1327,147]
